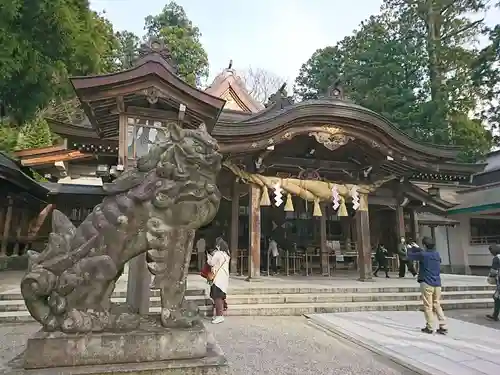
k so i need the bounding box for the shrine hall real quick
[2,39,483,281]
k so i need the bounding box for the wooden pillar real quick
[395,203,405,246]
[118,113,129,168]
[13,209,24,255]
[356,204,372,281]
[121,113,151,313]
[247,183,261,280]
[320,204,328,275]
[409,209,419,243]
[1,197,13,256]
[430,226,436,242]
[230,179,239,274]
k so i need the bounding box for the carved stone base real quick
[9,318,228,375]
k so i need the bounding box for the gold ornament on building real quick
[309,127,354,151]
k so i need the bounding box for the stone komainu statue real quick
[21,123,222,333]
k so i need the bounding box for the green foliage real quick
[294,15,425,137]
[472,5,500,144]
[15,115,53,151]
[0,124,20,155]
[115,31,140,70]
[0,0,210,130]
[0,0,120,125]
[144,2,209,86]
[294,0,493,161]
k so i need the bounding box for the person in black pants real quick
[486,244,500,322]
[398,237,417,278]
[373,244,390,278]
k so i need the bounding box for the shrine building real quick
[2,40,485,279]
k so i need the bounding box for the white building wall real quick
[442,215,497,270]
[462,215,500,267]
[484,152,500,172]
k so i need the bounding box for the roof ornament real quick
[322,77,345,100]
[136,38,178,73]
[265,82,294,109]
[227,59,233,70]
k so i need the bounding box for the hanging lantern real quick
[273,182,283,207]
[350,185,360,210]
[331,184,340,210]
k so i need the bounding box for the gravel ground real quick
[0,317,414,375]
[208,316,415,375]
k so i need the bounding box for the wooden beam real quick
[110,106,179,121]
[13,139,68,158]
[269,156,357,171]
[21,151,93,167]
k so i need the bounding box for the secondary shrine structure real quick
[6,40,484,280]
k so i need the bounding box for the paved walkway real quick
[307,311,500,375]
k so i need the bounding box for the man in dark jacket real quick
[398,237,417,278]
[408,236,447,334]
[486,244,500,322]
[373,244,390,278]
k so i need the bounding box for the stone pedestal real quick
[8,318,228,375]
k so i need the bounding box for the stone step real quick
[0,295,211,312]
[225,290,495,305]
[229,285,495,295]
[220,298,495,316]
[1,290,490,313]
[0,288,205,301]
[0,303,214,323]
[0,295,494,322]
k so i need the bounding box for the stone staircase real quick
[224,285,495,316]
[0,284,495,322]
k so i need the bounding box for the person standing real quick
[207,237,230,324]
[486,244,500,322]
[196,236,206,272]
[407,236,447,334]
[268,237,279,275]
[373,244,390,278]
[398,237,417,278]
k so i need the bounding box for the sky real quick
[90,0,384,85]
[90,0,500,87]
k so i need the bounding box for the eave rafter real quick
[70,42,226,136]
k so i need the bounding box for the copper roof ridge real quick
[215,99,462,154]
